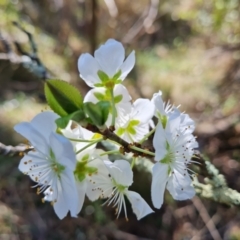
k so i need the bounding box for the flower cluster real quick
[15,39,198,220]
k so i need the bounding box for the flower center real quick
[94,70,122,88]
[116,119,140,137]
[160,142,175,175]
[74,154,97,182]
[49,149,65,177]
[157,112,168,129]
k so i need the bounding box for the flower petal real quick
[127,190,154,220]
[61,169,80,217]
[30,111,59,141]
[49,133,76,170]
[84,87,106,103]
[78,53,101,87]
[151,91,165,116]
[14,122,49,154]
[153,124,168,161]
[119,50,135,80]
[94,39,125,77]
[151,162,169,209]
[133,98,155,123]
[52,180,69,219]
[76,180,87,213]
[106,160,133,187]
[167,170,195,200]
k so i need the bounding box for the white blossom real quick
[88,160,154,220]
[151,110,198,209]
[115,98,155,143]
[152,91,174,118]
[78,39,135,87]
[74,148,110,213]
[61,120,95,150]
[84,84,132,127]
[14,112,79,219]
[152,91,195,133]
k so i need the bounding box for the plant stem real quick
[131,157,136,168]
[129,145,155,156]
[67,138,94,143]
[100,149,120,156]
[110,88,116,127]
[139,127,156,144]
[76,138,103,154]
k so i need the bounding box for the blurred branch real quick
[12,21,48,80]
[0,32,12,53]
[0,143,33,156]
[89,0,98,54]
[0,23,49,85]
[104,0,118,18]
[143,0,159,30]
[122,0,159,44]
[191,196,222,240]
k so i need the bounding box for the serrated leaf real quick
[55,109,85,128]
[45,79,83,116]
[84,101,110,127]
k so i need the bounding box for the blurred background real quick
[0,0,240,239]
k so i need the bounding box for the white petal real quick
[87,157,112,200]
[52,180,69,219]
[18,151,49,182]
[127,190,154,220]
[84,87,106,103]
[78,53,101,87]
[31,111,59,141]
[14,122,49,154]
[151,91,165,116]
[167,170,195,200]
[166,114,181,134]
[133,98,154,123]
[119,50,135,80]
[153,124,168,161]
[49,133,76,170]
[61,169,80,217]
[18,154,33,173]
[106,160,133,186]
[94,39,125,77]
[76,180,87,213]
[151,163,168,209]
[114,84,132,102]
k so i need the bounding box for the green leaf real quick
[84,101,110,127]
[97,70,109,83]
[97,101,110,125]
[45,79,83,116]
[55,109,85,128]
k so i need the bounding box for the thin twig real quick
[191,196,222,240]
[0,142,33,156]
[122,0,159,44]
